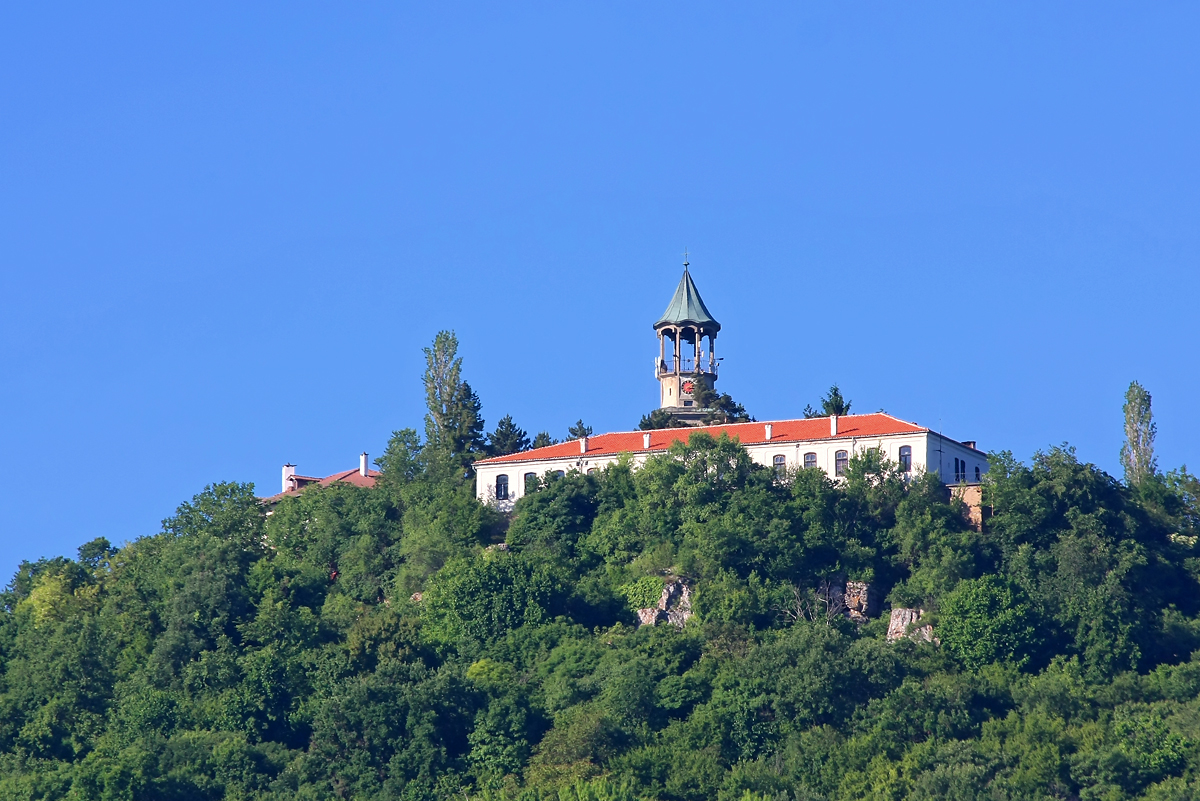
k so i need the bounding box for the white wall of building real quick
[474,427,988,510]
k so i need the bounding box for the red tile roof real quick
[475,413,928,465]
[261,467,382,503]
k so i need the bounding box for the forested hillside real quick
[3,339,1200,800]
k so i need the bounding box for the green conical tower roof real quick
[654,268,721,332]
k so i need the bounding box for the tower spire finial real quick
[683,247,689,270]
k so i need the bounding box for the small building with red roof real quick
[261,452,380,505]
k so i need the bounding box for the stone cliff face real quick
[637,578,692,628]
[887,607,936,642]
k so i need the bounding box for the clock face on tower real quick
[681,381,695,395]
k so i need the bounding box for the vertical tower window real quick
[803,452,817,469]
[835,450,849,477]
[899,445,912,473]
[773,454,786,476]
[975,465,981,482]
[495,474,509,501]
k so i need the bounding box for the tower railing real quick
[657,358,718,376]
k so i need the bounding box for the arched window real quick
[803,452,817,469]
[835,450,849,477]
[495,474,509,501]
[773,454,786,476]
[554,470,565,479]
[975,465,981,482]
[524,472,537,493]
[587,468,597,475]
[899,445,912,473]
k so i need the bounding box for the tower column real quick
[659,330,665,369]
[693,328,700,371]
[674,329,681,374]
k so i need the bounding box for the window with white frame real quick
[803,452,817,469]
[899,445,912,473]
[495,474,509,501]
[835,450,849,477]
[524,472,537,493]
[773,454,786,476]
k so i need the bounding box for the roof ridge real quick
[474,413,926,465]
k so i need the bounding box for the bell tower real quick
[653,257,721,425]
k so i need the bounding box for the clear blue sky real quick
[2,3,1197,576]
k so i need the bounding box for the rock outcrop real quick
[843,581,876,624]
[809,577,877,624]
[887,607,936,642]
[637,578,692,628]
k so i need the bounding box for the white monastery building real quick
[474,264,987,511]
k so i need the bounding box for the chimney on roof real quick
[764,423,773,440]
[831,415,839,436]
[580,436,588,454]
[360,452,369,477]
[643,432,651,449]
[282,463,296,494]
[962,441,977,450]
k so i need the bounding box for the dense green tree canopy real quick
[3,398,1200,799]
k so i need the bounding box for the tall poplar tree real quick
[1121,380,1158,487]
[422,330,486,467]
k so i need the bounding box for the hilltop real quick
[1,336,1198,801]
